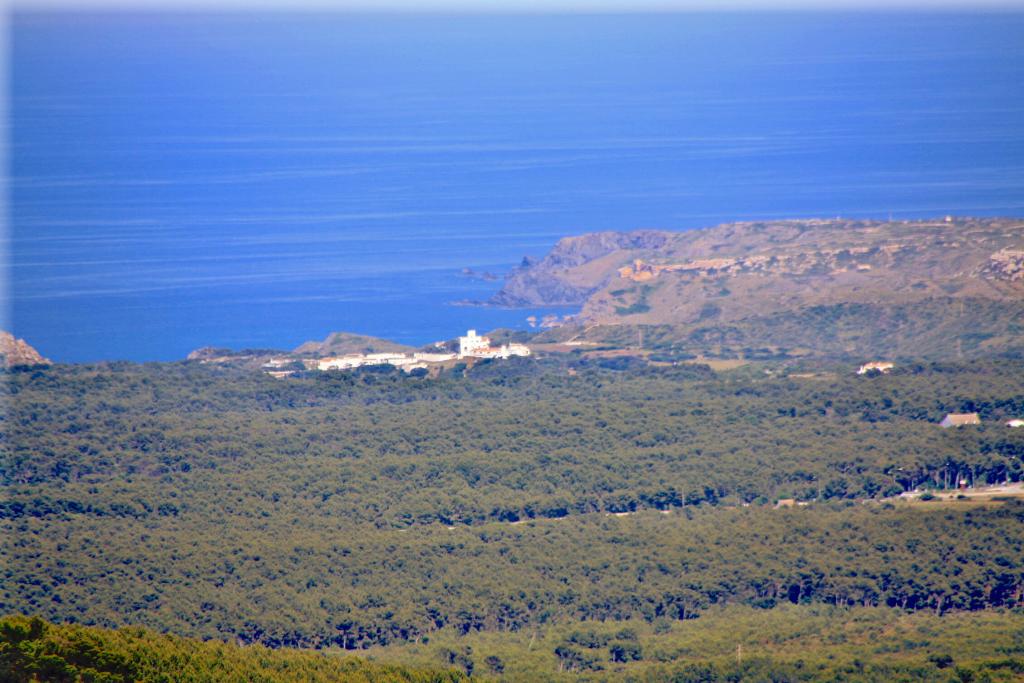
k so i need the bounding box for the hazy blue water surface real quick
[11,12,1024,361]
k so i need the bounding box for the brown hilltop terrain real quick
[0,331,50,369]
[495,217,1024,359]
[292,330,415,357]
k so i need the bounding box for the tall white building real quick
[458,329,492,357]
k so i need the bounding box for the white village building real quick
[457,330,531,359]
[318,355,368,371]
[275,329,530,378]
[458,330,493,357]
[414,352,457,363]
[940,412,981,428]
[857,362,894,375]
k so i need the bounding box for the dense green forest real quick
[5,609,1024,682]
[0,614,463,682]
[6,495,1024,651]
[3,356,1024,674]
[5,357,1024,516]
[366,603,1024,681]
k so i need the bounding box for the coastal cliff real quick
[496,217,1024,358]
[490,231,670,306]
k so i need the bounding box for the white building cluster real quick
[857,361,894,375]
[262,330,530,377]
[314,351,459,374]
[457,329,531,359]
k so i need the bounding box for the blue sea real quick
[10,11,1024,362]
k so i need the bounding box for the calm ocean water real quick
[10,11,1024,362]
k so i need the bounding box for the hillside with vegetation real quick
[0,614,463,682]
[293,331,417,357]
[364,605,1024,681]
[535,297,1024,361]
[497,217,1024,359]
[3,356,1024,680]
[4,609,1024,682]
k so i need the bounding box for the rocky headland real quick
[493,217,1024,359]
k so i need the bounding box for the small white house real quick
[857,362,894,375]
[506,343,531,357]
[365,352,408,363]
[1007,419,1024,428]
[317,355,366,371]
[384,356,419,368]
[940,413,981,428]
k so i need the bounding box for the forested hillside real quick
[366,605,1024,681]
[535,297,1024,361]
[5,609,1024,682]
[3,357,1024,665]
[5,357,1024,517]
[0,615,463,682]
